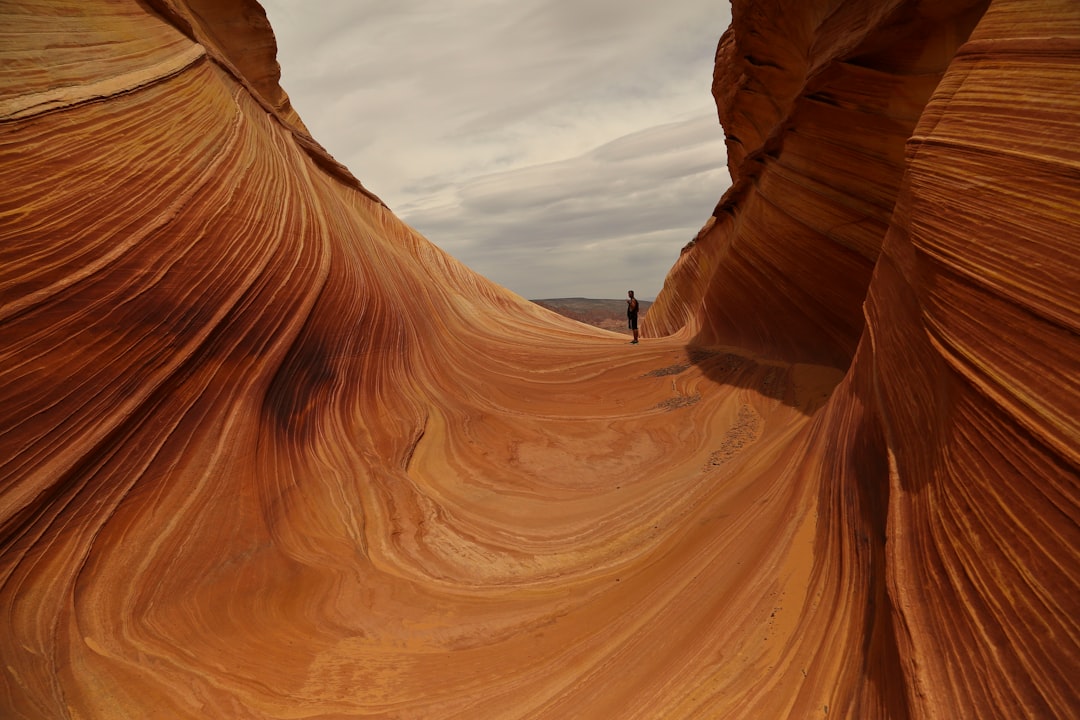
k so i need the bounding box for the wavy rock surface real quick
[0,1,1077,719]
[649,0,1080,717]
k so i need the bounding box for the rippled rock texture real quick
[1,1,1077,718]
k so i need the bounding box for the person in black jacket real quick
[627,290,640,344]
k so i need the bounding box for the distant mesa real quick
[532,297,652,334]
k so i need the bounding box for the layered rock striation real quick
[649,0,1080,717]
[1,1,1077,718]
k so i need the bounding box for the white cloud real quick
[260,0,732,299]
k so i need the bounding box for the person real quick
[626,290,640,344]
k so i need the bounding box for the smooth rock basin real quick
[1,1,1077,718]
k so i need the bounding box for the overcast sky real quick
[259,1,732,300]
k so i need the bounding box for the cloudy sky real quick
[259,1,732,300]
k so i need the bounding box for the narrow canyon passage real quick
[3,0,1076,717]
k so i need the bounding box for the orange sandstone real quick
[0,1,1077,719]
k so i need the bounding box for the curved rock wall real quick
[865,3,1080,715]
[647,0,989,369]
[652,0,1080,717]
[1,1,1077,718]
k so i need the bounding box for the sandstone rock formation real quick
[0,1,1076,719]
